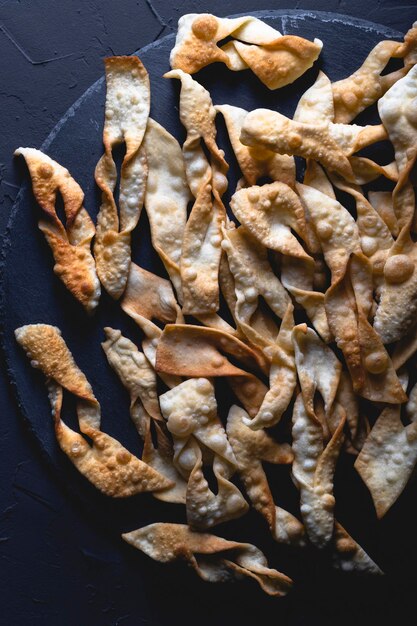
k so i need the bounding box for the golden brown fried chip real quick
[292,393,345,548]
[220,223,290,350]
[332,25,417,124]
[15,324,172,497]
[332,522,383,574]
[248,304,296,429]
[143,118,191,297]
[123,522,293,596]
[94,56,150,299]
[15,148,100,312]
[227,405,305,546]
[156,324,267,417]
[160,378,248,528]
[216,104,295,187]
[355,373,417,518]
[368,190,398,236]
[241,109,387,181]
[229,35,322,90]
[293,71,334,124]
[170,13,282,74]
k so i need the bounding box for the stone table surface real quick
[1,1,416,624]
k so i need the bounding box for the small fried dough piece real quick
[94,57,150,299]
[241,109,387,181]
[15,148,100,313]
[123,522,292,596]
[15,324,172,497]
[227,405,305,546]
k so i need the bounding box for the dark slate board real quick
[1,9,415,614]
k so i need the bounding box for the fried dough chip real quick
[378,62,417,173]
[156,324,267,417]
[170,13,281,74]
[15,148,100,312]
[292,393,345,548]
[229,36,322,90]
[164,69,228,315]
[15,324,172,497]
[94,57,150,299]
[355,379,417,518]
[216,104,295,187]
[293,71,334,124]
[143,118,191,297]
[160,378,248,528]
[368,190,398,236]
[227,405,305,546]
[292,324,342,425]
[101,328,187,504]
[241,109,387,181]
[248,304,296,429]
[332,22,417,123]
[123,522,292,596]
[220,223,290,350]
[325,255,406,403]
[332,522,383,574]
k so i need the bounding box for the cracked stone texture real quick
[1,1,417,625]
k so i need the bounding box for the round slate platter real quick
[1,9,415,610]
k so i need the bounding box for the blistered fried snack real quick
[94,56,150,299]
[332,22,417,123]
[160,378,248,528]
[123,522,293,596]
[15,324,172,497]
[15,148,100,312]
[241,108,387,182]
[170,13,322,90]
[102,328,187,503]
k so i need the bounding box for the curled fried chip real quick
[220,223,290,350]
[293,71,334,124]
[227,405,305,546]
[216,104,295,187]
[332,23,417,123]
[292,393,345,548]
[248,304,296,429]
[143,118,191,297]
[241,109,387,181]
[378,62,417,174]
[368,190,398,236]
[292,324,342,423]
[228,35,322,90]
[101,327,187,504]
[160,378,248,528]
[355,380,417,518]
[156,324,268,417]
[94,57,150,299]
[15,324,172,497]
[170,13,282,74]
[123,522,293,596]
[15,148,100,312]
[230,182,314,263]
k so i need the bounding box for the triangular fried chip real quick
[123,522,293,596]
[332,522,383,574]
[15,324,172,497]
[94,56,150,299]
[293,71,334,124]
[15,148,100,312]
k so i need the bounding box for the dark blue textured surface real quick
[1,2,417,624]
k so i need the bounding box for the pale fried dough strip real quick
[94,57,150,299]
